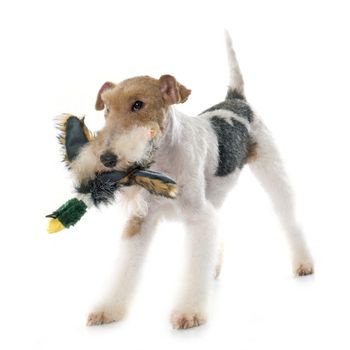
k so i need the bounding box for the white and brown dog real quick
[71,32,313,329]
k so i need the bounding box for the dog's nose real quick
[100,152,118,168]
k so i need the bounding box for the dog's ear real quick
[159,75,191,105]
[95,82,115,110]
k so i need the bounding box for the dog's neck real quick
[151,107,184,175]
[161,107,181,146]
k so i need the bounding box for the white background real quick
[1,0,350,349]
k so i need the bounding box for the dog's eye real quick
[131,100,144,112]
[105,106,110,113]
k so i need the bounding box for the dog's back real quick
[200,90,254,177]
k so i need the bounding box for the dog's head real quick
[93,75,191,171]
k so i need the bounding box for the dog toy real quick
[46,114,177,234]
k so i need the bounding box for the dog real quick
[70,32,314,329]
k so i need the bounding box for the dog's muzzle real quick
[100,152,118,168]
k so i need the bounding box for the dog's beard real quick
[107,126,158,171]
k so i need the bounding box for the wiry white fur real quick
[87,210,159,326]
[89,108,223,328]
[119,186,150,218]
[249,117,313,273]
[91,107,313,328]
[200,109,251,130]
[110,126,152,166]
[225,29,244,96]
[87,32,313,329]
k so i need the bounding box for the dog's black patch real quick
[210,116,249,176]
[226,89,245,100]
[65,117,89,161]
[203,98,254,123]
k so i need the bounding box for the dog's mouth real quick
[97,145,156,174]
[99,126,159,172]
[76,143,161,206]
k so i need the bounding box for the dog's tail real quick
[225,30,245,100]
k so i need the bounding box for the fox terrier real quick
[71,32,313,329]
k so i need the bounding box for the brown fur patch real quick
[159,74,191,104]
[95,81,116,110]
[133,176,178,198]
[122,215,144,239]
[100,76,168,132]
[245,141,258,163]
[96,75,190,133]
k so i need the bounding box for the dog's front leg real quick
[171,202,218,329]
[87,212,158,326]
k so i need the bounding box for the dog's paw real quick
[295,263,314,277]
[86,306,126,326]
[86,311,115,326]
[170,311,206,330]
[293,259,314,277]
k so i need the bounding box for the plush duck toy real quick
[46,114,177,233]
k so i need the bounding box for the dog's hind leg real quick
[248,117,314,276]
